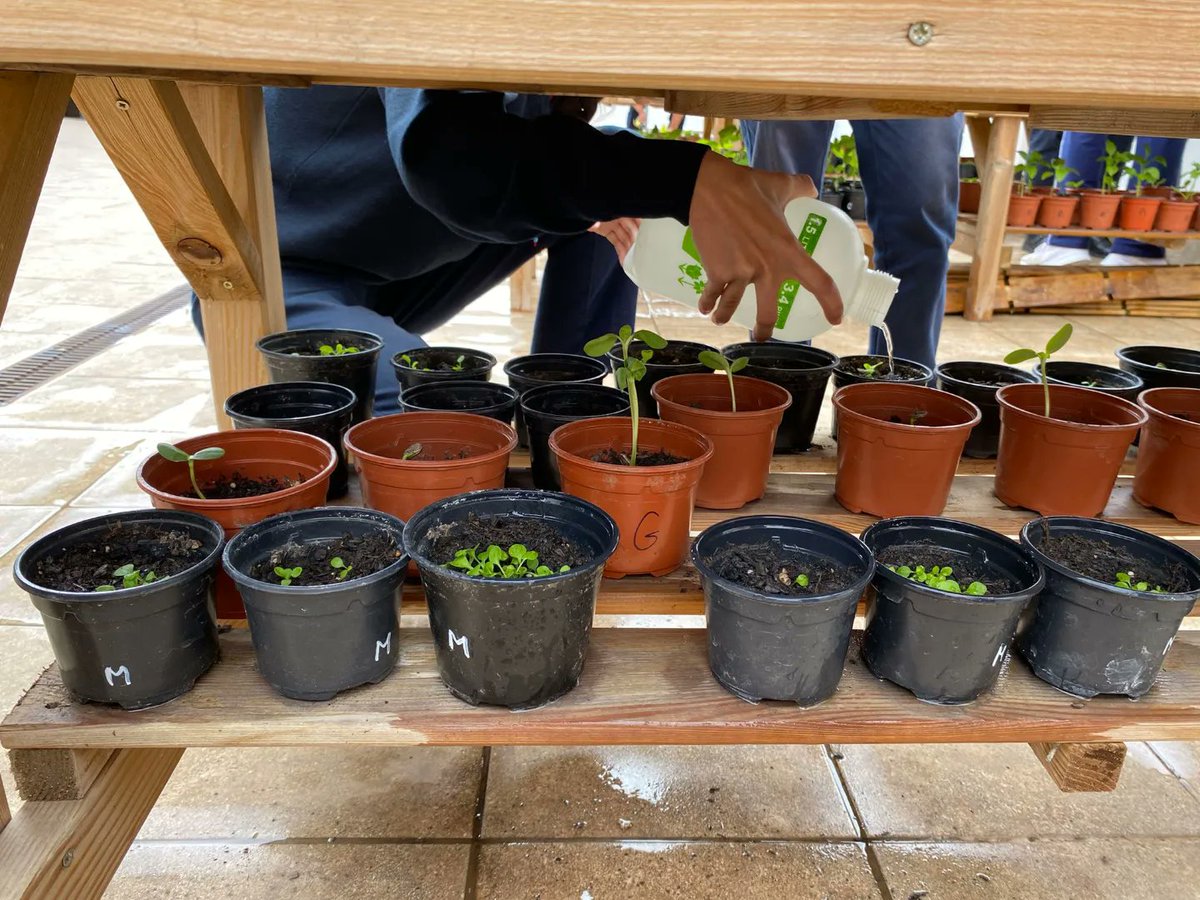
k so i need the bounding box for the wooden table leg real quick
[965,115,1020,321]
[1029,741,1127,793]
[0,71,75,327]
[509,255,539,313]
[965,113,994,176]
[0,772,10,833]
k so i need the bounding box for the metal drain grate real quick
[0,285,192,405]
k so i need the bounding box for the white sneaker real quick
[1019,243,1094,266]
[1101,253,1167,267]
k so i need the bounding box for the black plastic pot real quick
[607,339,716,418]
[256,328,383,423]
[831,355,934,440]
[14,510,224,710]
[223,507,408,701]
[225,381,356,499]
[860,517,1045,704]
[503,353,608,446]
[936,361,1037,459]
[521,383,630,490]
[842,183,867,220]
[1018,516,1200,698]
[693,516,874,706]
[1032,360,1144,401]
[400,381,518,424]
[403,489,618,709]
[1116,345,1200,391]
[391,346,497,393]
[721,342,838,451]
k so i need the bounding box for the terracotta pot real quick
[994,384,1147,517]
[136,428,337,617]
[1006,192,1041,227]
[651,374,792,510]
[1154,199,1199,232]
[1035,195,1079,229]
[549,417,713,578]
[1117,195,1163,231]
[344,412,516,522]
[1143,185,1176,198]
[832,383,980,517]
[1134,388,1200,524]
[1079,192,1122,229]
[959,181,981,214]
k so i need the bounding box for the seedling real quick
[401,442,424,461]
[858,359,887,378]
[398,353,426,370]
[888,564,988,596]
[1013,149,1046,196]
[1128,146,1167,197]
[1115,570,1166,593]
[1098,140,1126,194]
[584,324,668,466]
[94,564,158,592]
[445,544,570,579]
[451,355,466,372]
[908,409,928,426]
[698,349,749,411]
[827,134,859,189]
[1003,322,1073,418]
[319,343,359,356]
[156,443,226,501]
[1046,157,1078,191]
[330,556,353,581]
[1176,162,1200,201]
[274,565,303,586]
[778,569,810,589]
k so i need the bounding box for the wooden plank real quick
[961,214,1199,245]
[0,71,73,325]
[0,748,180,900]
[0,776,9,833]
[9,750,112,802]
[665,91,1026,120]
[1007,271,1111,309]
[7,629,1200,750]
[965,115,993,176]
[1029,741,1127,792]
[0,62,311,87]
[509,255,538,313]
[1107,267,1200,302]
[966,115,1021,321]
[1031,105,1200,139]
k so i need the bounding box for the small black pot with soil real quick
[842,182,867,220]
[400,381,518,424]
[1032,360,1144,402]
[936,361,1037,459]
[223,507,409,701]
[520,383,630,490]
[693,516,874,706]
[1018,516,1200,698]
[607,339,716,418]
[391,346,497,393]
[721,342,839,451]
[225,381,356,499]
[831,355,933,439]
[403,489,618,709]
[503,353,608,446]
[1116,345,1200,391]
[860,516,1045,704]
[14,510,224,710]
[256,328,383,423]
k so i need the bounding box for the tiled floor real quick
[3,119,1200,899]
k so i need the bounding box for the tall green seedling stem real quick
[156,443,226,500]
[698,350,749,412]
[584,325,668,466]
[1003,323,1074,419]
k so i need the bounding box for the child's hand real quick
[589,217,641,265]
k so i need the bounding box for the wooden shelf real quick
[958,213,1196,245]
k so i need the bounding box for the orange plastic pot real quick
[959,181,981,214]
[1154,199,1199,232]
[1118,195,1163,231]
[549,417,713,578]
[994,384,1146,517]
[651,374,791,510]
[344,412,516,522]
[1006,193,1041,227]
[136,428,336,617]
[832,383,979,518]
[1134,388,1200,524]
[1036,195,1079,229]
[1079,192,1122,229]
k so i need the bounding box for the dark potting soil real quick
[642,345,702,366]
[519,367,582,381]
[401,349,479,371]
[1038,534,1190,592]
[877,543,1013,593]
[189,472,302,499]
[426,513,588,572]
[249,531,404,586]
[958,374,1024,387]
[32,522,208,592]
[706,541,855,596]
[591,448,689,467]
[837,359,926,381]
[743,355,821,372]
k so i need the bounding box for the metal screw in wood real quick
[907,21,934,46]
[115,98,130,110]
[222,280,234,290]
[61,849,74,868]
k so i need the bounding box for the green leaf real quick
[626,359,647,381]
[617,324,633,341]
[729,356,749,373]
[1044,323,1073,355]
[1003,348,1038,365]
[640,349,653,362]
[535,565,552,576]
[614,367,629,390]
[559,565,571,573]
[796,573,810,588]
[113,564,135,577]
[156,442,189,463]
[966,582,988,596]
[697,349,727,372]
[95,584,116,592]
[583,334,618,358]
[330,557,345,569]
[633,330,667,350]
[144,572,157,583]
[191,447,226,461]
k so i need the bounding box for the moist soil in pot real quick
[591,448,687,466]
[424,514,588,571]
[398,349,483,372]
[704,541,855,596]
[1037,534,1190,592]
[31,522,208,592]
[642,344,705,366]
[876,543,1013,593]
[187,471,304,500]
[249,531,405,586]
[836,358,928,382]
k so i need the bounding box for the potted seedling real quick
[828,134,866,219]
[1158,162,1200,231]
[995,325,1147,516]
[1077,139,1126,229]
[604,335,717,418]
[721,341,838,452]
[693,515,874,706]
[404,489,618,708]
[1035,157,1080,228]
[651,350,792,510]
[1018,517,1200,698]
[552,325,714,577]
[137,429,336,618]
[1133,387,1200,524]
[14,510,224,709]
[223,507,408,700]
[1008,149,1044,226]
[400,381,519,425]
[935,361,1037,459]
[831,354,932,440]
[860,516,1044,704]
[520,383,629,491]
[503,352,608,446]
[959,175,981,214]
[390,346,497,393]
[1031,358,1144,402]
[256,328,383,423]
[1116,344,1200,390]
[832,382,980,517]
[1118,146,1167,230]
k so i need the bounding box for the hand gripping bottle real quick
[622,197,899,341]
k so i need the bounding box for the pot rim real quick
[224,381,357,425]
[606,339,716,369]
[391,345,498,372]
[256,327,384,358]
[1138,386,1200,426]
[995,383,1148,429]
[719,341,839,372]
[1117,344,1200,375]
[15,509,225,603]
[222,506,409,596]
[650,373,793,420]
[548,416,715,474]
[935,360,1038,389]
[135,428,338,508]
[833,382,982,431]
[502,352,608,381]
[1034,360,1144,391]
[519,382,629,418]
[691,515,875,606]
[401,488,619,586]
[399,381,518,413]
[344,411,517,469]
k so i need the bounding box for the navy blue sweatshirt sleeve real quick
[379,89,708,243]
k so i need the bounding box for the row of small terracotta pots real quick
[960,181,1199,232]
